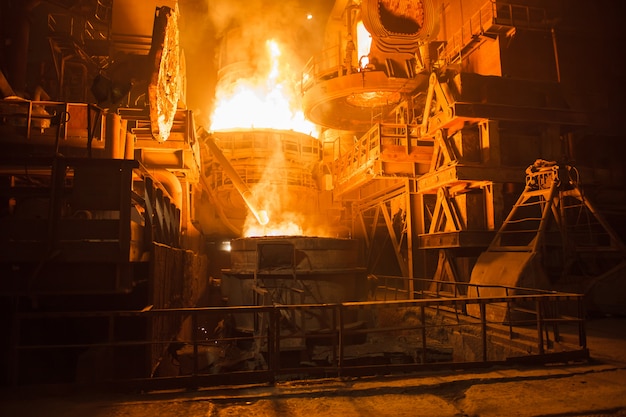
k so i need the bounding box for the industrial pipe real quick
[151,169,183,210]
[198,128,269,226]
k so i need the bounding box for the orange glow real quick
[210,40,318,137]
[209,40,323,238]
[356,21,372,69]
[245,217,303,237]
[240,141,305,237]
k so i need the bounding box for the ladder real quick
[468,160,626,322]
[488,160,626,264]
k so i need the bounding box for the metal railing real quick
[211,130,321,164]
[332,123,428,190]
[437,1,548,66]
[8,279,588,389]
[438,1,496,66]
[492,2,547,28]
[333,123,382,184]
[203,132,321,191]
[373,275,586,352]
[301,44,345,94]
[0,99,104,147]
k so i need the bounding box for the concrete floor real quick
[1,315,625,417]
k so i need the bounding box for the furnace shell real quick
[197,128,327,238]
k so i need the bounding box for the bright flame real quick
[209,39,326,238]
[241,143,306,237]
[210,40,318,137]
[245,216,304,237]
[356,21,372,69]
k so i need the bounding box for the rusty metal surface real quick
[147,5,183,143]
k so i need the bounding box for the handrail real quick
[9,280,587,388]
[437,1,496,66]
[333,123,424,188]
[301,43,345,93]
[437,1,548,66]
[203,130,321,192]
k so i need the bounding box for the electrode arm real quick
[199,128,269,226]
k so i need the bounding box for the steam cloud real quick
[178,0,329,126]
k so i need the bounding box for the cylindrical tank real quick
[196,128,326,238]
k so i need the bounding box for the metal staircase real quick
[488,160,626,262]
[469,160,626,315]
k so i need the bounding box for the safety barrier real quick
[8,278,587,390]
